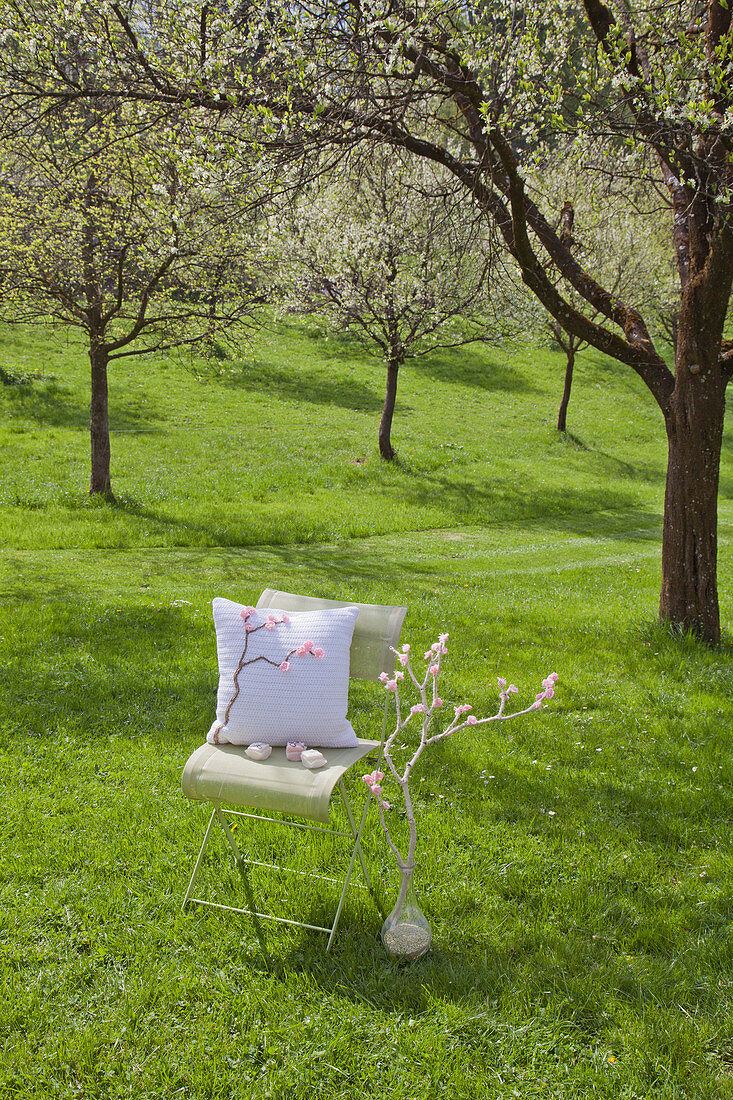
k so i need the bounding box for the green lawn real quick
[2,320,733,1098]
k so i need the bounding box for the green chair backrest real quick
[256,589,407,682]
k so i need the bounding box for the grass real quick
[2,318,733,1098]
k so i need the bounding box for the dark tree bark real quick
[89,341,114,498]
[553,322,583,434]
[659,379,725,640]
[658,249,733,640]
[557,346,575,433]
[379,351,401,460]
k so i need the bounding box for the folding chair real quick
[181,589,407,948]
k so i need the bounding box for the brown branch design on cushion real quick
[212,607,325,744]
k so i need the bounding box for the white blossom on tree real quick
[273,151,494,458]
[0,105,263,496]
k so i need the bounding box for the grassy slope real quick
[1,320,733,1099]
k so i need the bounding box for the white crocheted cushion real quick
[207,599,359,747]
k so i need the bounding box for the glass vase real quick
[380,868,432,960]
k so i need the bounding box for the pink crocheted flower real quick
[362,770,385,794]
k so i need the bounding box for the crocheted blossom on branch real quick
[364,634,557,877]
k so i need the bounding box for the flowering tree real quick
[516,146,677,432]
[3,0,733,640]
[273,150,493,459]
[0,106,261,497]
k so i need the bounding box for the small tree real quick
[0,107,259,497]
[519,152,677,433]
[552,158,676,434]
[274,152,493,459]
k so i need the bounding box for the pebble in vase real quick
[380,869,431,960]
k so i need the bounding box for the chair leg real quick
[182,808,217,911]
[338,775,387,919]
[214,806,245,863]
[327,840,361,952]
[338,778,374,891]
[326,779,383,950]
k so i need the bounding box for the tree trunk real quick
[379,354,401,461]
[659,346,728,644]
[89,342,114,498]
[557,346,575,432]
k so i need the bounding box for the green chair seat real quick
[182,739,380,825]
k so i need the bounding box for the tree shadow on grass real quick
[38,463,660,551]
[413,345,539,393]
[5,583,731,1062]
[577,348,670,401]
[0,601,216,746]
[242,759,733,1047]
[274,318,376,363]
[2,381,91,431]
[381,464,661,541]
[216,358,388,414]
[2,379,161,433]
[548,429,666,484]
[717,471,733,500]
[0,492,665,625]
[529,508,662,543]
